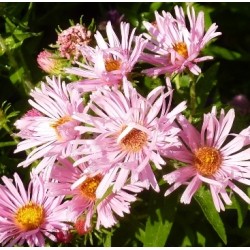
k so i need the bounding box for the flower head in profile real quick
[65,21,147,92]
[37,50,65,75]
[14,76,83,178]
[141,5,221,76]
[163,107,250,212]
[0,173,70,247]
[47,158,145,230]
[57,23,92,61]
[71,77,186,193]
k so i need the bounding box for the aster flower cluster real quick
[1,4,250,247]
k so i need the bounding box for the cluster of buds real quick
[57,23,92,61]
[37,23,92,74]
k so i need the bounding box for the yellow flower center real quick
[14,202,44,231]
[193,147,222,176]
[79,175,102,201]
[51,116,73,141]
[119,128,148,153]
[105,59,121,72]
[173,42,188,58]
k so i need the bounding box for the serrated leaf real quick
[194,188,227,244]
[135,227,145,243]
[143,193,177,247]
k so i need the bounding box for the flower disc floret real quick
[15,203,45,231]
[194,146,222,176]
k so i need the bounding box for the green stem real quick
[0,141,17,147]
[17,49,34,93]
[2,123,19,143]
[189,75,197,122]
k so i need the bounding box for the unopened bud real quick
[37,50,65,75]
[74,216,92,236]
[56,230,73,244]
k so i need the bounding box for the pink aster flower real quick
[71,77,186,193]
[37,50,65,75]
[163,107,250,212]
[0,173,70,247]
[14,76,83,178]
[141,5,221,76]
[57,23,92,60]
[65,21,147,92]
[47,157,145,230]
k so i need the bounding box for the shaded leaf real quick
[196,62,220,108]
[194,187,227,245]
[228,193,248,228]
[143,193,178,247]
[205,45,241,60]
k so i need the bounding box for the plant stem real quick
[2,123,19,143]
[189,75,196,122]
[0,141,17,147]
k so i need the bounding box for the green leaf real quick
[13,30,41,42]
[229,194,248,228]
[196,231,206,247]
[135,227,145,243]
[10,66,24,84]
[196,62,220,108]
[103,233,111,247]
[143,193,178,247]
[149,2,163,12]
[205,45,242,60]
[4,36,23,50]
[194,187,227,245]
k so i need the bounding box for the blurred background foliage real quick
[0,2,250,247]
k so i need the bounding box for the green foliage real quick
[195,187,227,244]
[0,2,250,247]
[142,192,178,246]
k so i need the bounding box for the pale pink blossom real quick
[163,107,250,212]
[0,173,70,247]
[141,6,221,76]
[57,23,92,60]
[71,77,186,193]
[65,21,147,92]
[47,158,145,230]
[14,76,83,178]
[37,50,64,74]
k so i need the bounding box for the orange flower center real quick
[51,115,73,140]
[173,42,188,58]
[193,147,222,176]
[14,202,44,231]
[79,175,102,201]
[119,127,148,153]
[105,59,121,72]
